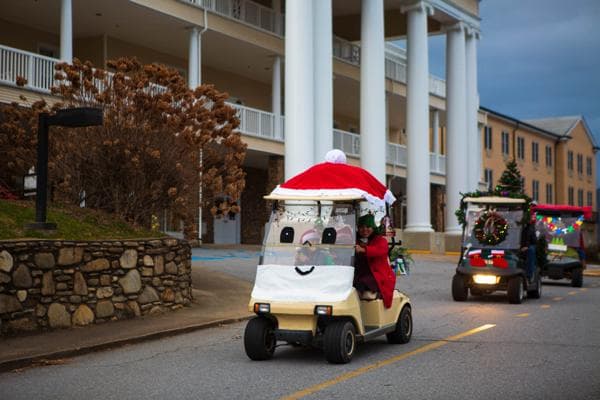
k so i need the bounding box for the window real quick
[588,191,593,207]
[546,183,553,204]
[586,157,592,175]
[545,145,553,167]
[517,137,525,160]
[520,177,525,192]
[577,189,584,206]
[532,180,539,202]
[501,131,510,155]
[567,151,574,170]
[484,169,493,191]
[568,186,574,205]
[531,142,539,164]
[484,126,493,150]
[577,154,583,174]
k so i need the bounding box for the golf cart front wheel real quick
[571,268,583,288]
[507,276,524,304]
[244,316,276,361]
[324,320,356,364]
[387,305,412,344]
[452,274,468,301]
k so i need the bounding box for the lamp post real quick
[26,107,103,230]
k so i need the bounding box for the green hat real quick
[358,214,377,229]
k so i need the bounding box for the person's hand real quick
[355,244,366,254]
[520,246,527,252]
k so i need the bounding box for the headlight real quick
[473,274,499,285]
[253,303,270,313]
[314,305,332,316]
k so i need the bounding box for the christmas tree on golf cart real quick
[496,159,524,195]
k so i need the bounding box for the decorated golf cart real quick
[452,195,542,304]
[533,204,591,287]
[243,152,412,364]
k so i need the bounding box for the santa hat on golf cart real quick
[269,150,396,207]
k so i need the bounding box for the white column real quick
[360,0,386,183]
[313,0,333,162]
[271,55,282,140]
[60,0,73,62]
[285,0,314,179]
[432,108,440,154]
[445,22,468,234]
[403,1,434,232]
[188,27,199,88]
[466,28,480,190]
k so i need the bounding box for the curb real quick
[0,315,253,373]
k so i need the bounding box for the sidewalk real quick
[0,266,254,373]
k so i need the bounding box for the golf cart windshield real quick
[463,202,523,250]
[260,201,356,267]
[535,212,584,251]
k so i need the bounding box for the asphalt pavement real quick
[0,245,598,373]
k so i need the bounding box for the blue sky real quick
[400,0,600,186]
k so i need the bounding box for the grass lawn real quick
[0,199,165,240]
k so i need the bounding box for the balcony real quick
[0,44,446,176]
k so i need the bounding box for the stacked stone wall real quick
[0,238,192,334]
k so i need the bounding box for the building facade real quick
[1,0,596,252]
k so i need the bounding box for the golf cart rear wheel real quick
[527,271,542,299]
[452,274,468,301]
[324,321,356,364]
[244,317,276,361]
[507,276,524,304]
[387,305,412,344]
[571,268,583,288]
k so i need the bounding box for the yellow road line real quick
[580,288,588,292]
[568,291,578,295]
[553,296,564,301]
[516,313,529,317]
[540,304,551,309]
[279,324,496,400]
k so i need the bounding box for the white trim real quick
[270,186,396,207]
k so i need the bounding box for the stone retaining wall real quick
[0,238,192,334]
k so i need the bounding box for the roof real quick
[523,116,581,137]
[464,196,526,204]
[263,194,363,201]
[525,116,599,149]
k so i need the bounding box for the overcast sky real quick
[406,0,600,185]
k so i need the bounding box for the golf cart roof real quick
[264,193,363,201]
[464,196,526,204]
[533,204,592,219]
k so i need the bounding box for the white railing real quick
[229,102,283,141]
[333,129,361,157]
[387,142,408,167]
[429,152,446,175]
[182,0,283,36]
[334,36,447,98]
[0,45,58,93]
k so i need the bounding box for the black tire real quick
[452,274,468,301]
[527,271,542,299]
[507,276,524,304]
[324,320,356,364]
[571,268,583,288]
[244,317,276,361]
[387,305,412,344]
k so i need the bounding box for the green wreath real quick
[473,211,509,245]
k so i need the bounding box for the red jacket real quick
[362,235,396,308]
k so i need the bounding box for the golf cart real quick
[243,157,412,364]
[533,204,590,287]
[452,196,542,304]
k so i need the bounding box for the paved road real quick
[1,256,599,400]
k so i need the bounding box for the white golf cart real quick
[243,158,412,364]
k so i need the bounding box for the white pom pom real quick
[324,149,347,164]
